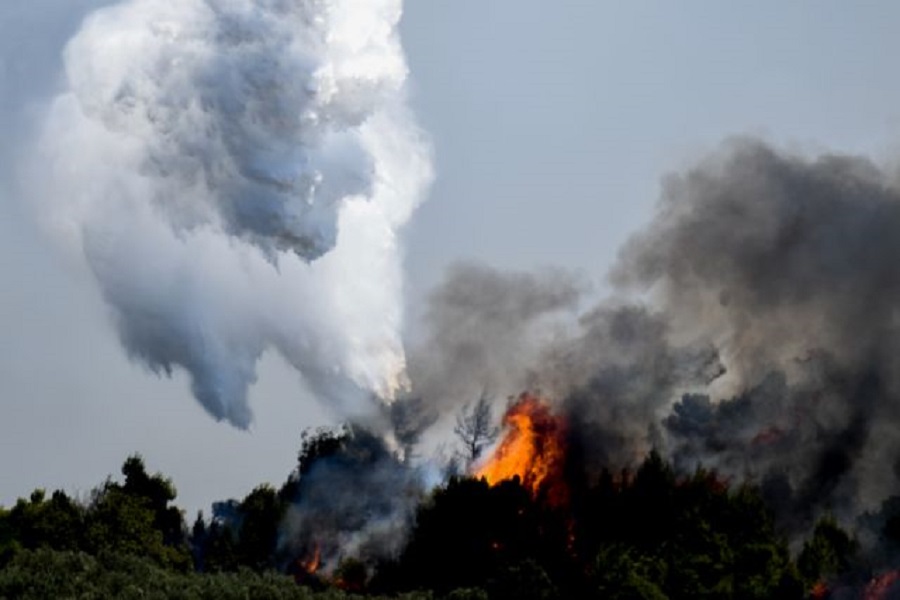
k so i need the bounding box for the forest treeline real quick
[0,427,881,599]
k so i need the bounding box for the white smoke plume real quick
[28,0,432,427]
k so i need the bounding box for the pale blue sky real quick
[3,1,900,515]
[402,1,900,294]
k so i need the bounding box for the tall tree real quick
[236,485,284,571]
[121,454,186,547]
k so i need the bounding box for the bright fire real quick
[474,393,568,505]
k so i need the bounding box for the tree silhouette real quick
[798,515,857,588]
[454,395,500,468]
[235,485,283,571]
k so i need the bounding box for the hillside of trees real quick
[0,428,883,599]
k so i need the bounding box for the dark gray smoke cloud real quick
[547,304,722,471]
[615,138,900,522]
[614,138,900,390]
[415,137,900,533]
[407,262,583,414]
[279,425,424,572]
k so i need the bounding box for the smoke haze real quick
[407,263,583,415]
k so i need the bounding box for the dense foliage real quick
[0,549,435,600]
[378,452,809,599]
[0,442,867,599]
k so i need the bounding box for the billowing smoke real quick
[28,0,432,427]
[279,425,424,571]
[616,138,900,525]
[414,137,900,534]
[407,263,583,415]
[247,134,900,568]
[24,0,900,566]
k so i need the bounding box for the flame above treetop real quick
[474,393,568,505]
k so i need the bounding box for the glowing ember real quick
[474,393,568,505]
[864,569,900,600]
[750,425,785,447]
[809,581,828,599]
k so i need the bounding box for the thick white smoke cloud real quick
[29,0,432,427]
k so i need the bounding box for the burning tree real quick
[279,425,424,578]
[474,394,569,507]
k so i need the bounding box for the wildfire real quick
[474,393,568,505]
[300,544,321,575]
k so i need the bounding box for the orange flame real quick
[300,544,321,575]
[474,393,568,505]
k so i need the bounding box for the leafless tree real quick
[454,395,501,469]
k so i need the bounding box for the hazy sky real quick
[4,1,900,516]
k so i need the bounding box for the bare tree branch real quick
[453,395,500,469]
